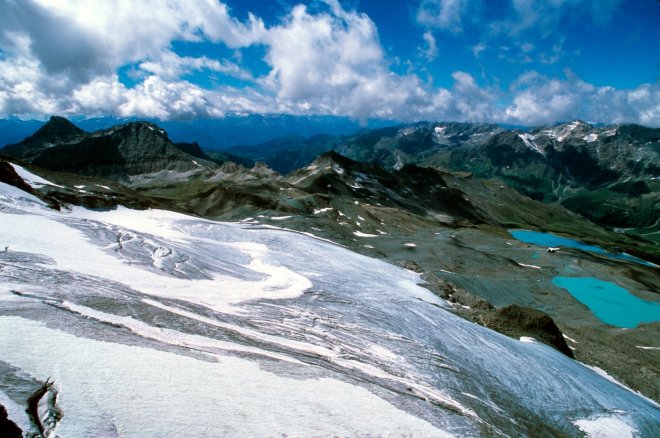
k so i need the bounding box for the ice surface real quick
[518,133,543,154]
[0,388,31,432]
[0,181,45,205]
[0,316,449,437]
[4,208,313,314]
[574,415,636,438]
[354,231,378,237]
[9,163,64,188]
[313,207,333,214]
[1,191,659,436]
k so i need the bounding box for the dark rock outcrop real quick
[0,160,36,194]
[2,116,85,161]
[431,278,574,358]
[174,141,212,160]
[0,404,22,438]
[31,121,215,179]
[482,305,575,358]
[3,117,217,181]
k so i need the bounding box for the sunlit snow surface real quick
[1,181,659,437]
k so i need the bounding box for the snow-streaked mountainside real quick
[209,119,659,231]
[1,167,659,437]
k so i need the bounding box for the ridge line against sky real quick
[0,0,658,126]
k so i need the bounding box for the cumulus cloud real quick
[503,72,660,126]
[259,2,390,119]
[0,0,261,81]
[0,0,657,127]
[69,74,275,120]
[0,0,267,119]
[138,52,253,82]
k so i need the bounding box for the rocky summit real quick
[2,118,216,181]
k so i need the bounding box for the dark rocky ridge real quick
[2,116,85,162]
[173,141,212,161]
[2,118,217,181]
[32,122,215,180]
[0,160,36,195]
[484,305,575,358]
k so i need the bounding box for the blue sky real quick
[0,0,658,126]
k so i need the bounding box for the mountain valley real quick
[0,117,659,437]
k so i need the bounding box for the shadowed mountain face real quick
[2,118,216,181]
[2,116,85,162]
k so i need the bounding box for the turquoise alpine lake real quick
[552,277,660,328]
[509,230,655,267]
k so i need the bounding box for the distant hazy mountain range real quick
[230,120,658,229]
[0,114,396,151]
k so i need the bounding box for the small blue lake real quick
[509,230,655,267]
[553,277,660,328]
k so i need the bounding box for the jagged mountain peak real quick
[1,115,85,161]
[314,150,355,166]
[38,115,85,136]
[532,120,595,142]
[3,119,217,181]
[95,120,170,141]
[23,115,86,146]
[303,150,387,179]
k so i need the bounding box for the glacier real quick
[0,177,659,437]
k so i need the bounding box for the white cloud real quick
[417,0,467,33]
[69,74,276,120]
[139,52,254,82]
[256,2,433,123]
[2,1,262,80]
[0,0,657,127]
[504,0,623,36]
[471,43,486,58]
[422,32,438,60]
[503,73,660,126]
[449,71,499,121]
[0,0,269,119]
